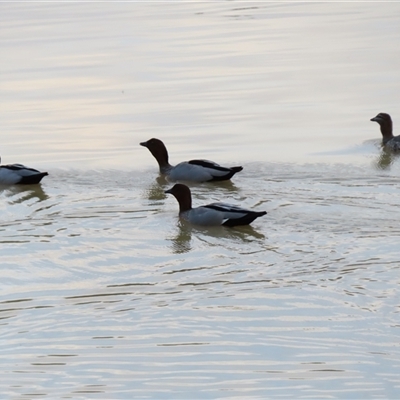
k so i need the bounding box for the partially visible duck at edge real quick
[165,183,267,227]
[370,112,400,151]
[140,138,243,182]
[0,156,48,185]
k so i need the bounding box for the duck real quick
[140,138,243,182]
[165,183,267,227]
[370,113,400,151]
[0,156,48,185]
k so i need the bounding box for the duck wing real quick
[168,159,242,182]
[188,159,231,170]
[204,202,267,227]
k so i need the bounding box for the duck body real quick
[183,203,267,227]
[165,183,267,227]
[370,112,400,151]
[140,138,243,182]
[167,159,243,182]
[0,163,48,185]
[385,137,400,151]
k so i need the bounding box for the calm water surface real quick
[1,2,400,399]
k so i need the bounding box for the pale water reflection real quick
[2,164,399,398]
[374,146,400,171]
[1,1,400,399]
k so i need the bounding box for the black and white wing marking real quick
[204,202,248,213]
[188,159,231,171]
[204,202,267,227]
[188,160,243,182]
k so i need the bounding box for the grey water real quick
[1,2,400,399]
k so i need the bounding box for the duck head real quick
[165,183,192,212]
[371,113,394,142]
[140,138,170,170]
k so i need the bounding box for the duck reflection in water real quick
[1,184,49,204]
[143,175,241,202]
[168,219,266,255]
[374,146,400,170]
[143,176,170,202]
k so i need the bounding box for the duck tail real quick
[18,172,48,184]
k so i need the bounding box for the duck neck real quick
[150,147,172,173]
[177,195,192,213]
[159,163,173,174]
[380,120,394,143]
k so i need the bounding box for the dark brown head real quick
[165,183,192,213]
[140,138,170,170]
[370,113,394,142]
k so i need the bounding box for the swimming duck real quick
[165,183,267,227]
[370,113,400,151]
[140,138,243,182]
[0,157,48,184]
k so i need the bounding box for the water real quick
[1,2,400,399]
